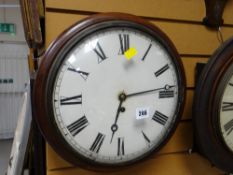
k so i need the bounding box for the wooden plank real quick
[224,0,233,25]
[183,90,194,120]
[47,122,193,171]
[45,12,233,55]
[159,122,193,154]
[45,0,233,25]
[45,12,83,48]
[47,153,224,175]
[46,144,71,171]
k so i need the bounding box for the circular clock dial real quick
[34,13,185,167]
[193,37,233,173]
[219,75,233,152]
[53,28,178,164]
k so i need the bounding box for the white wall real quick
[0,44,29,93]
[0,0,29,139]
[0,43,29,139]
[0,0,26,42]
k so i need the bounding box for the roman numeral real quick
[152,111,168,126]
[67,116,89,136]
[159,90,174,98]
[89,133,105,153]
[117,137,125,156]
[141,131,150,144]
[222,102,233,111]
[141,43,152,61]
[229,83,233,86]
[67,67,89,80]
[119,34,130,55]
[224,119,233,135]
[60,95,82,105]
[154,64,169,77]
[93,42,107,63]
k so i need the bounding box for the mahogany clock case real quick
[193,36,233,173]
[33,13,186,169]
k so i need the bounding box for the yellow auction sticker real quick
[124,47,138,60]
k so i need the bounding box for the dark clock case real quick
[193,36,233,173]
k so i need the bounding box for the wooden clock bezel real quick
[33,13,186,169]
[193,37,233,173]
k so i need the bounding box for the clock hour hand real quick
[110,93,126,143]
[126,84,175,98]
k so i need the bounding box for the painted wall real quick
[0,0,29,139]
[0,0,25,42]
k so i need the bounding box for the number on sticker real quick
[136,107,149,119]
[139,110,147,116]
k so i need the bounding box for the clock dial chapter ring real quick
[33,13,186,169]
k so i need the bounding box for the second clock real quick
[33,13,186,168]
[193,36,233,173]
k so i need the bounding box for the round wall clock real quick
[193,37,233,173]
[33,13,185,168]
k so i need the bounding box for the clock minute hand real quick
[126,84,175,98]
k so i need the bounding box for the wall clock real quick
[33,13,185,168]
[193,37,233,173]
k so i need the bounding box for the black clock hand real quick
[110,85,174,143]
[126,84,175,98]
[110,93,126,143]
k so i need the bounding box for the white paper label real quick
[136,107,150,120]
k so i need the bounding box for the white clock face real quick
[220,75,233,152]
[52,27,180,164]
